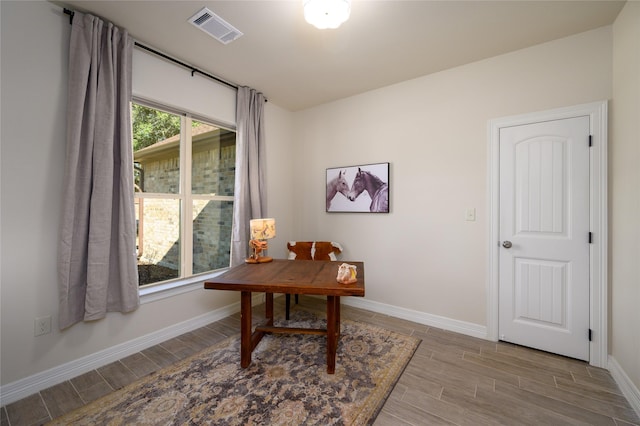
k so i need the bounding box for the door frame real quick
[487,101,608,368]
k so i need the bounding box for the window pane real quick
[192,200,233,274]
[131,103,236,290]
[192,120,236,196]
[132,104,181,194]
[136,197,181,286]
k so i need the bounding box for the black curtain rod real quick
[63,8,239,92]
[132,43,238,91]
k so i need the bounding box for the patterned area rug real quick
[49,312,420,425]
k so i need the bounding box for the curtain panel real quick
[58,12,139,329]
[231,87,267,266]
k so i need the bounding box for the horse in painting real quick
[347,168,389,212]
[326,170,350,210]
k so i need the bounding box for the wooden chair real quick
[285,241,343,320]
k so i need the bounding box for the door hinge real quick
[589,329,592,341]
[589,232,593,244]
[589,135,593,147]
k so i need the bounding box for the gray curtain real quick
[231,87,267,266]
[58,12,139,329]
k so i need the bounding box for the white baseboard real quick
[0,297,256,406]
[608,356,640,418]
[7,293,637,420]
[341,297,488,340]
[1,295,483,406]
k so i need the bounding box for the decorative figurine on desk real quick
[246,218,276,263]
[336,263,357,284]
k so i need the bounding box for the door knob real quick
[502,241,512,249]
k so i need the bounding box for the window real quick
[132,102,236,288]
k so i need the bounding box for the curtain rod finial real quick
[63,8,75,24]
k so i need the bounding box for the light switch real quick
[465,208,476,221]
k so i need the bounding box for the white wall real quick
[0,1,295,389]
[292,26,612,326]
[611,1,640,393]
[262,102,296,259]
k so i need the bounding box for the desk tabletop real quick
[204,259,365,297]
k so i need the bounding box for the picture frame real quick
[326,162,390,213]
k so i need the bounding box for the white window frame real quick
[133,99,235,302]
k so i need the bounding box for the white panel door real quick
[499,116,590,361]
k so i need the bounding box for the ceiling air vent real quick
[188,7,243,45]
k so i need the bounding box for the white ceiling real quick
[54,1,625,111]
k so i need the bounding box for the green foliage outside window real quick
[132,104,182,151]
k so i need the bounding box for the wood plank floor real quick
[2,296,638,425]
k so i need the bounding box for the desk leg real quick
[326,295,339,374]
[240,291,252,368]
[265,292,274,326]
[336,296,341,340]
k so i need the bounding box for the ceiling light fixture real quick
[303,0,351,29]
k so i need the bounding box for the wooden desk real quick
[204,259,365,374]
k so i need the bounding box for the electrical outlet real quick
[465,208,476,221]
[35,316,52,336]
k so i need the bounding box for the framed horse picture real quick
[326,162,390,213]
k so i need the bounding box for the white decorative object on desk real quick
[336,263,357,284]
